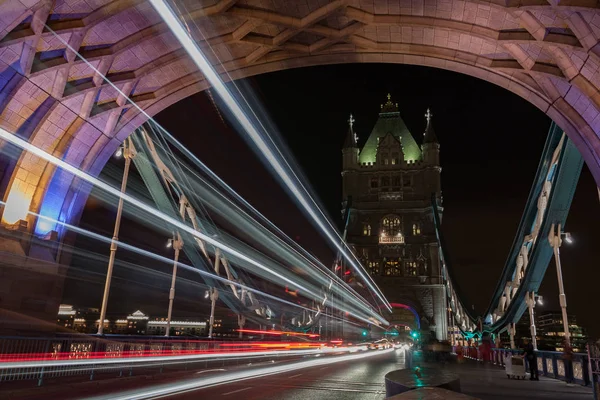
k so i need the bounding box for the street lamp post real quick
[207,288,219,338]
[165,232,184,337]
[97,138,136,335]
[548,223,571,347]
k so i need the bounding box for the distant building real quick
[512,310,588,352]
[537,311,588,353]
[57,305,207,336]
[57,304,99,333]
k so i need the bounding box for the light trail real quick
[84,348,395,400]
[0,198,384,326]
[37,19,390,319]
[148,0,391,312]
[0,348,324,370]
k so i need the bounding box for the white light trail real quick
[38,20,389,319]
[149,0,391,311]
[85,348,395,400]
[0,131,387,326]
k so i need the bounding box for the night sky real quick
[67,64,600,338]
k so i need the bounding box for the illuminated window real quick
[382,216,401,236]
[384,260,402,276]
[363,224,371,236]
[412,223,421,235]
[405,261,418,277]
[385,158,389,165]
[368,261,379,275]
[391,158,396,165]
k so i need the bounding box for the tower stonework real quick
[342,95,447,341]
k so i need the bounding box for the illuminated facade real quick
[537,311,588,353]
[342,95,447,341]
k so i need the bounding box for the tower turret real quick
[342,114,359,170]
[422,108,440,165]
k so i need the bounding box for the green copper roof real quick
[358,95,422,164]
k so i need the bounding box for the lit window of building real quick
[363,224,371,236]
[412,223,421,235]
[405,261,418,276]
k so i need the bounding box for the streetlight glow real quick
[564,232,573,244]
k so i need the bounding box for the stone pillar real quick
[0,227,67,336]
[432,285,448,341]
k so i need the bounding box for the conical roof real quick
[343,114,357,148]
[358,94,422,163]
[423,108,438,144]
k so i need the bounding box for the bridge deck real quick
[414,356,593,400]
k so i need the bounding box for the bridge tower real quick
[341,95,447,341]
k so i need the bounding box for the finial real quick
[348,114,355,129]
[425,108,433,123]
[387,93,391,101]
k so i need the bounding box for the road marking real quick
[222,387,252,396]
[288,373,303,379]
[196,369,226,374]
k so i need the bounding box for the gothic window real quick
[363,224,372,236]
[368,261,379,276]
[412,223,421,235]
[384,259,402,276]
[382,215,401,236]
[391,158,396,165]
[393,176,401,187]
[392,153,399,165]
[405,261,418,277]
[381,176,390,187]
[384,158,389,165]
[371,177,378,188]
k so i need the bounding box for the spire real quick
[423,108,438,144]
[380,93,399,113]
[343,113,358,148]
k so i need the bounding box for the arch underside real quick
[0,0,600,235]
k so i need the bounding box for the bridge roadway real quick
[3,350,593,399]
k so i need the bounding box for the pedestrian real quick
[563,340,574,385]
[522,338,538,380]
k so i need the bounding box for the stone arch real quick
[0,0,599,236]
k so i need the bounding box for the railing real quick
[454,346,590,386]
[0,335,321,386]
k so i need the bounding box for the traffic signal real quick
[411,331,419,339]
[361,330,368,336]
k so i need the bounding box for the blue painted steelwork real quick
[433,122,583,336]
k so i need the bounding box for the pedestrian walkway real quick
[415,356,593,400]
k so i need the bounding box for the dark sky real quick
[68,63,600,338]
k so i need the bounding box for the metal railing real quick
[454,345,590,386]
[0,335,320,386]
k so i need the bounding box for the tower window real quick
[371,178,378,188]
[384,158,389,165]
[381,176,390,187]
[368,261,379,276]
[412,223,421,235]
[405,261,418,277]
[363,224,371,236]
[382,216,401,236]
[384,260,402,276]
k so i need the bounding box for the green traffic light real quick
[362,330,367,336]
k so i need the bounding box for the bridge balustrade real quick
[0,334,301,386]
[454,346,590,386]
